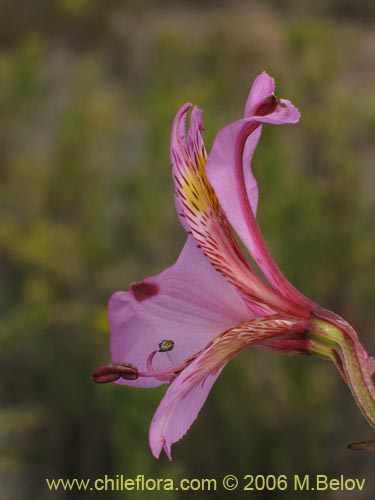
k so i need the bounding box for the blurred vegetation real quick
[0,1,373,499]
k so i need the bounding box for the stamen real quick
[146,350,158,372]
[143,347,181,383]
[139,355,191,382]
[91,362,138,383]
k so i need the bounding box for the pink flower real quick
[93,72,375,459]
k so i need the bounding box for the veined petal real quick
[171,104,306,317]
[109,236,251,388]
[205,73,315,312]
[149,315,309,459]
[172,104,202,231]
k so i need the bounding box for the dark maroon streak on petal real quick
[91,362,139,383]
[131,281,159,302]
[254,94,278,116]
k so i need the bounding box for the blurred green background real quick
[0,0,374,499]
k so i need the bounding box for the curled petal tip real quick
[91,362,139,383]
[245,71,276,116]
[279,99,301,123]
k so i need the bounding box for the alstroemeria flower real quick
[93,72,375,459]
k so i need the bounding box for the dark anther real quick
[91,362,139,383]
[347,440,375,452]
[158,340,175,352]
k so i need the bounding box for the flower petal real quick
[205,78,300,259]
[170,104,303,317]
[245,71,300,123]
[109,236,251,388]
[205,73,314,312]
[149,364,225,459]
[204,119,261,233]
[149,315,309,458]
[171,103,204,232]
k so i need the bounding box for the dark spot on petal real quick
[254,94,278,116]
[131,281,159,302]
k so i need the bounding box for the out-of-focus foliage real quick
[0,1,373,499]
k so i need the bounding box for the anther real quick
[347,440,375,452]
[158,340,175,352]
[91,362,139,383]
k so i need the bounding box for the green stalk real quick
[308,317,375,430]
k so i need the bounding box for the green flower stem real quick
[307,317,375,430]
